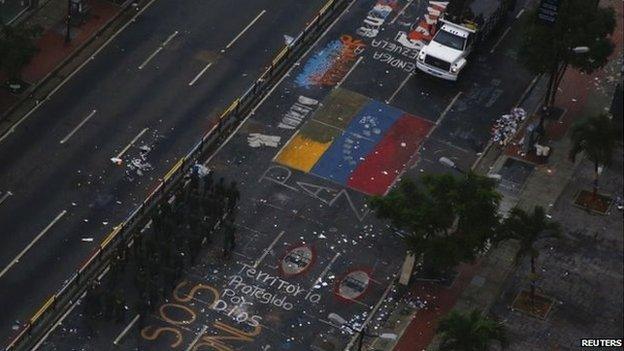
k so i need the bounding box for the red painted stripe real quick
[347,114,433,195]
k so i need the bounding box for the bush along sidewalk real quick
[81,169,240,329]
[0,24,41,93]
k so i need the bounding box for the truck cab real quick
[416,21,474,81]
[415,0,512,81]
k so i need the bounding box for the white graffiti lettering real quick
[278,96,319,130]
[259,165,370,221]
[356,0,397,38]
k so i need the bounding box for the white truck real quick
[416,0,514,81]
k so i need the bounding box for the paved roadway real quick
[0,0,328,343]
[37,0,536,350]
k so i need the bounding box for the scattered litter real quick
[491,107,527,146]
[191,163,210,177]
[110,157,123,165]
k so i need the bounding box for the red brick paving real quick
[21,0,119,84]
[394,261,482,351]
[1,0,120,114]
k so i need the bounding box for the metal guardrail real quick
[4,0,351,349]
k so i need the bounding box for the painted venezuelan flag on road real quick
[274,88,433,195]
[347,114,433,195]
[310,101,404,184]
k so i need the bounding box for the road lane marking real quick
[138,30,179,70]
[225,10,266,50]
[254,230,285,268]
[335,56,363,89]
[490,26,511,53]
[0,0,159,144]
[516,8,525,19]
[389,0,415,24]
[0,210,67,279]
[310,252,340,290]
[435,91,462,126]
[113,314,141,345]
[60,109,97,144]
[185,325,208,351]
[188,62,213,86]
[0,191,13,207]
[386,73,413,104]
[115,127,149,159]
[162,30,179,46]
[138,47,163,69]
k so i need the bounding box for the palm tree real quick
[569,113,617,197]
[496,206,561,305]
[437,309,508,351]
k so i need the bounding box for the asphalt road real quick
[0,0,328,343]
[37,0,536,350]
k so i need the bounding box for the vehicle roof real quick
[440,23,470,38]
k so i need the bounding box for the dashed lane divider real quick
[4,0,353,349]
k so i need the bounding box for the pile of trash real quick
[125,145,153,180]
[491,107,527,146]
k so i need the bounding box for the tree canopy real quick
[437,309,508,351]
[519,0,615,105]
[370,173,501,273]
[0,25,41,81]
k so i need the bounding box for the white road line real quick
[206,0,353,164]
[0,210,67,279]
[0,0,159,144]
[138,30,179,70]
[0,191,13,206]
[435,91,462,126]
[185,325,208,351]
[225,10,266,50]
[138,47,163,70]
[162,30,179,46]
[113,314,141,345]
[389,0,415,24]
[490,26,511,54]
[345,279,396,350]
[335,56,363,89]
[386,73,413,104]
[254,230,285,268]
[60,109,97,144]
[310,252,340,289]
[32,291,86,351]
[115,127,149,159]
[188,62,213,86]
[516,8,525,19]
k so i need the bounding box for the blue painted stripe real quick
[310,100,404,184]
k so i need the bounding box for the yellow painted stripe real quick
[164,158,184,182]
[275,134,332,173]
[272,46,288,66]
[220,99,240,120]
[30,295,55,324]
[319,0,334,15]
[100,225,122,250]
